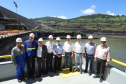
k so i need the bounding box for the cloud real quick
[57,15,67,19]
[107,11,115,16]
[80,5,96,15]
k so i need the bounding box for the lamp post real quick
[13,1,19,34]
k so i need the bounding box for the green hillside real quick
[31,14,126,35]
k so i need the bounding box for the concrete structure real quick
[0,56,126,84]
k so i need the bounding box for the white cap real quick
[66,35,71,38]
[48,35,53,39]
[88,35,93,39]
[16,38,22,42]
[77,34,81,39]
[100,37,107,41]
[56,37,61,40]
[29,33,34,37]
[38,38,43,41]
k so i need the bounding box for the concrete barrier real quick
[0,56,126,84]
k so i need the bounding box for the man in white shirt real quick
[36,38,48,77]
[63,35,74,72]
[74,35,85,74]
[93,37,110,83]
[45,35,55,73]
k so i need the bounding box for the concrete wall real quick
[0,56,126,84]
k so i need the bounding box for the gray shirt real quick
[85,42,96,55]
[11,46,25,64]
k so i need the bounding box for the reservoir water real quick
[42,37,126,71]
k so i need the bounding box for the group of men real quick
[11,33,110,83]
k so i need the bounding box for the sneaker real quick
[18,79,22,83]
[99,78,103,83]
[93,75,99,78]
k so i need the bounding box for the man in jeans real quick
[63,35,74,72]
[74,35,85,74]
[84,35,96,76]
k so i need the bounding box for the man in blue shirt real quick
[53,37,64,73]
[84,35,96,76]
[23,33,38,79]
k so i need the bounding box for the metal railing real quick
[0,55,126,74]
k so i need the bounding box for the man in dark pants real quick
[93,37,110,83]
[23,33,38,79]
[45,35,55,73]
[53,37,64,73]
[36,38,48,78]
[84,35,96,76]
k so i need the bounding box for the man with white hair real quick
[45,35,55,73]
[63,35,74,72]
[11,38,26,83]
[36,38,48,78]
[93,37,110,83]
[53,37,64,73]
[84,35,96,76]
[74,34,85,74]
[23,33,38,79]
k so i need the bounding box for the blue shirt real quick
[53,44,64,55]
[23,40,38,57]
[85,42,96,55]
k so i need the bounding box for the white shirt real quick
[95,45,110,62]
[74,41,85,53]
[37,46,42,57]
[63,41,74,52]
[45,41,55,53]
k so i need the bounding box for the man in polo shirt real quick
[84,35,96,76]
[23,33,38,79]
[93,37,110,83]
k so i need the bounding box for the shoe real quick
[99,78,103,83]
[36,75,41,78]
[18,79,22,83]
[84,70,87,73]
[93,75,99,78]
[31,75,35,79]
[80,71,82,74]
[73,69,77,72]
[70,69,72,72]
[89,72,92,76]
[21,76,25,80]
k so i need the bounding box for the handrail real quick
[0,55,126,74]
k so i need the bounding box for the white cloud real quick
[80,5,96,15]
[107,11,115,16]
[91,5,96,9]
[57,15,67,19]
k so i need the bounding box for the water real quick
[42,37,126,71]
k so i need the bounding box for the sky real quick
[0,0,126,19]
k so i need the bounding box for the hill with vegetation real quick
[31,14,126,35]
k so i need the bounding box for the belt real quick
[87,54,94,56]
[75,53,82,54]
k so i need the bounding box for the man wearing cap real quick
[53,37,64,73]
[63,35,74,72]
[11,38,26,82]
[84,35,96,76]
[23,33,38,79]
[74,34,85,74]
[93,37,110,83]
[36,38,48,78]
[45,35,55,73]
